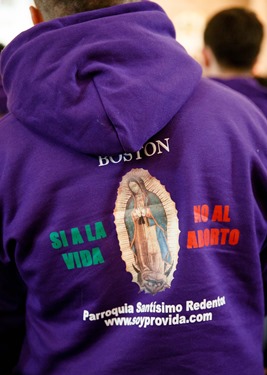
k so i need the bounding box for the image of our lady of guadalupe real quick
[114,169,179,295]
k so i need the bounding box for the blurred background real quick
[0,0,266,74]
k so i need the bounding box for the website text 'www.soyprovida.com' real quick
[103,312,213,328]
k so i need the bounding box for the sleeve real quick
[0,259,26,374]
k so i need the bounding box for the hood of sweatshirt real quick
[0,1,202,155]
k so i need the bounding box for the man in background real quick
[202,7,267,118]
[1,1,267,374]
[203,10,267,372]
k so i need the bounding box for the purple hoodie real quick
[1,2,267,375]
[0,76,7,116]
[211,77,267,119]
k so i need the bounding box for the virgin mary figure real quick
[125,177,172,294]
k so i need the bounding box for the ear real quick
[252,58,259,76]
[202,46,212,68]
[29,5,44,25]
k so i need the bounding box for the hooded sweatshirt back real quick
[1,2,267,375]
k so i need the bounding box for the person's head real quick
[202,7,264,77]
[128,177,145,196]
[31,0,140,23]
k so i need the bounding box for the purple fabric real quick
[211,77,267,118]
[0,2,267,375]
[0,1,201,155]
[0,76,7,115]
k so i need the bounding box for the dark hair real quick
[204,8,264,70]
[35,0,139,20]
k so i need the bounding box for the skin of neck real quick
[202,45,254,78]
